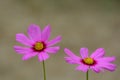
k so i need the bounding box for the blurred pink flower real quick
[64,48,116,73]
[14,24,61,61]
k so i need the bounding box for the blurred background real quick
[0,0,120,80]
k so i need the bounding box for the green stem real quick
[42,60,46,80]
[86,70,89,80]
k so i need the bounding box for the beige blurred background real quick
[0,0,120,80]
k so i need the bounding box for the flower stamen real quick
[33,42,45,51]
[84,58,93,64]
[82,57,95,65]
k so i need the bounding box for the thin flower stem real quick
[86,70,89,80]
[42,60,46,80]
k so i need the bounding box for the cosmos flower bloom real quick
[14,24,61,61]
[64,48,116,73]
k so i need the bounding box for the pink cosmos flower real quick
[64,48,116,73]
[14,24,61,61]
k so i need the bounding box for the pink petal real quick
[45,46,60,53]
[28,24,41,41]
[38,52,49,62]
[64,57,80,64]
[41,24,51,41]
[16,33,34,46]
[90,66,102,73]
[22,52,38,60]
[90,48,105,58]
[14,46,32,54]
[80,48,88,58]
[76,64,89,72]
[97,56,116,62]
[47,36,61,47]
[64,48,80,60]
[99,63,116,71]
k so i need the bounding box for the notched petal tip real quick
[41,24,51,41]
[38,52,49,62]
[106,56,116,62]
[64,57,76,64]
[29,24,40,28]
[22,52,38,61]
[100,62,116,72]
[14,46,33,54]
[75,65,89,72]
[111,56,116,61]
[15,33,33,46]
[80,47,89,58]
[47,35,62,47]
[28,24,41,33]
[43,24,51,31]
[22,55,31,61]
[96,48,105,53]
[64,48,69,52]
[80,47,88,50]
[98,48,105,51]
[64,48,73,55]
[16,33,24,40]
[27,24,42,41]
[90,48,105,58]
[28,24,40,32]
[93,68,101,73]
[58,35,62,40]
[64,48,80,62]
[105,65,116,72]
[45,24,51,28]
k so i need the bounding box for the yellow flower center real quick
[83,57,94,65]
[34,42,44,51]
